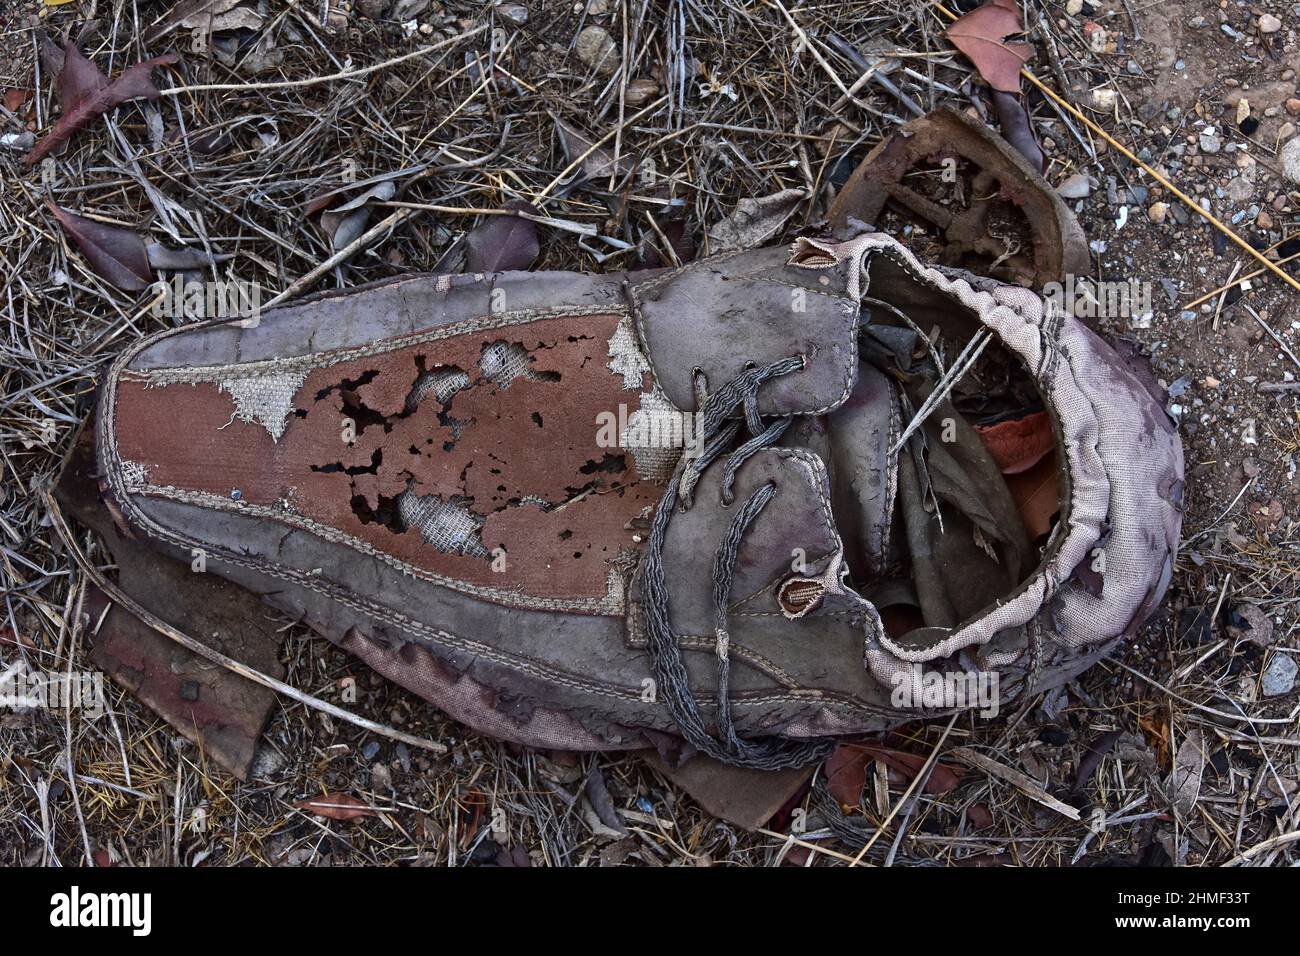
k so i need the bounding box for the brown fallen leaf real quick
[974,409,1053,474]
[1005,448,1059,540]
[991,88,1045,172]
[555,117,636,183]
[863,744,963,796]
[966,802,994,829]
[3,88,30,113]
[47,201,153,291]
[825,742,963,810]
[295,792,377,821]
[825,743,872,810]
[465,199,540,272]
[944,0,1032,94]
[25,40,179,166]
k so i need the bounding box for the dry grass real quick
[1,0,1297,867]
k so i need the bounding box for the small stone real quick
[1066,0,1083,14]
[1084,22,1108,53]
[1281,136,1300,185]
[586,0,610,13]
[1258,13,1283,33]
[1257,209,1274,229]
[623,77,659,107]
[1261,653,1297,697]
[1236,98,1250,125]
[1287,98,1300,116]
[1229,603,1274,646]
[1148,201,1170,223]
[576,25,619,75]
[1199,130,1222,154]
[1056,172,1091,198]
[497,4,529,26]
[1226,174,1256,202]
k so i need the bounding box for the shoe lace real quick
[640,356,835,770]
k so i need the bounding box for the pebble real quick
[576,25,619,75]
[1091,88,1116,110]
[1199,130,1221,154]
[1148,201,1170,223]
[1287,98,1300,116]
[1261,653,1297,697]
[1281,136,1300,185]
[1258,209,1274,229]
[1057,172,1091,198]
[1258,13,1283,33]
[1226,174,1255,202]
[497,4,529,25]
[1066,0,1083,13]
[623,77,659,107]
[1160,277,1179,305]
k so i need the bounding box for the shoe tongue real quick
[824,362,899,584]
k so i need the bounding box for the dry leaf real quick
[825,743,872,810]
[944,0,1032,94]
[555,118,636,183]
[3,89,30,113]
[1167,729,1205,816]
[48,202,153,291]
[975,409,1053,474]
[295,792,377,821]
[1005,448,1059,540]
[991,89,1045,172]
[26,42,180,166]
[967,802,994,829]
[706,188,806,254]
[465,199,540,272]
[826,742,963,810]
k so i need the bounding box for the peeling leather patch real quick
[113,313,660,604]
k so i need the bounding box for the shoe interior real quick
[828,255,1065,643]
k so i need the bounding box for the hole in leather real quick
[778,577,825,619]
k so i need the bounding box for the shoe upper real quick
[96,232,1184,763]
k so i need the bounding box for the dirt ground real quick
[1,0,1298,867]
